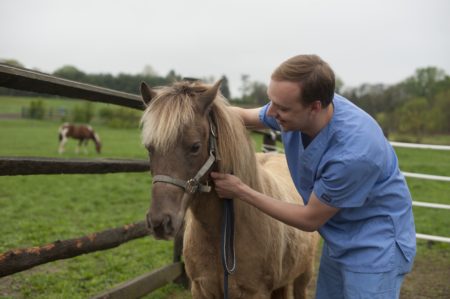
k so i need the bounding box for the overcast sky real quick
[1,0,449,97]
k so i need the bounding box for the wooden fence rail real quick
[92,262,184,299]
[0,157,149,176]
[0,64,143,110]
[0,221,149,278]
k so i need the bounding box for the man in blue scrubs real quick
[211,54,416,298]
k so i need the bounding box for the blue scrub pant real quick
[315,245,411,299]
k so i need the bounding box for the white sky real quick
[1,0,449,97]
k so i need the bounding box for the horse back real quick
[59,123,95,140]
[256,153,303,205]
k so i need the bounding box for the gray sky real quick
[1,0,449,97]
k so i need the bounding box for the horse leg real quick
[293,265,314,299]
[58,137,67,154]
[190,280,219,299]
[75,139,82,154]
[271,285,289,299]
[246,290,272,299]
[83,139,89,154]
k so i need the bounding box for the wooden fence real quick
[0,64,187,298]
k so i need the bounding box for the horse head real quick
[140,80,222,239]
[94,139,102,154]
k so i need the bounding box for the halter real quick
[152,114,218,194]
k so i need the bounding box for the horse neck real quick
[188,192,223,235]
[213,107,262,192]
[91,135,99,145]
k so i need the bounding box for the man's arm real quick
[210,172,339,232]
[229,106,267,130]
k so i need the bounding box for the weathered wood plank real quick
[92,262,184,299]
[0,221,150,277]
[0,157,149,176]
[0,64,144,110]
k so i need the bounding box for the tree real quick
[403,67,446,99]
[427,89,450,133]
[53,65,86,82]
[0,59,24,68]
[397,97,429,140]
[250,82,268,106]
[219,75,231,99]
[141,65,159,77]
[239,74,251,100]
[335,76,344,93]
[166,70,182,83]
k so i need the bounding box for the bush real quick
[72,102,95,123]
[98,107,141,128]
[23,100,46,119]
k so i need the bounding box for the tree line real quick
[1,59,449,139]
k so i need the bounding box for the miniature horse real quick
[140,80,319,299]
[58,123,101,154]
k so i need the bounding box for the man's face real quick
[266,80,312,132]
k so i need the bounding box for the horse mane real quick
[140,81,263,191]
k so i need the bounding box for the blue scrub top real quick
[259,94,416,273]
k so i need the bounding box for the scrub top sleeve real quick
[314,158,381,208]
[259,103,280,131]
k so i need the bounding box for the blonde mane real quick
[140,81,262,191]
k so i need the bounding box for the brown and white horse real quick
[58,123,101,154]
[140,80,318,299]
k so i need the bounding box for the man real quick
[211,54,416,298]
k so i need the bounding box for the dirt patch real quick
[400,245,450,299]
[306,244,450,299]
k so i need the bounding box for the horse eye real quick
[190,143,201,154]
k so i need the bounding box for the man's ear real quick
[310,100,323,113]
[140,82,157,107]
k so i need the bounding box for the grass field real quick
[0,96,449,298]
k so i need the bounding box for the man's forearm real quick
[237,184,319,232]
[229,106,266,129]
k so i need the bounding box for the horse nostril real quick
[146,213,154,232]
[163,215,173,234]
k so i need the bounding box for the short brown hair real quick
[271,54,335,107]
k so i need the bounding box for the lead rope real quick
[221,196,236,299]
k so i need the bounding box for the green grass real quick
[0,108,449,298]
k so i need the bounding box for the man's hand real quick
[210,172,246,199]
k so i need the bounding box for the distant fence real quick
[391,141,450,243]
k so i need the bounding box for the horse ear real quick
[140,82,157,107]
[198,79,222,113]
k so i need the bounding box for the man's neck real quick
[305,103,334,139]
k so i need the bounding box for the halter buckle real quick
[185,179,199,194]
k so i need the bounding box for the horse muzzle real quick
[146,211,174,240]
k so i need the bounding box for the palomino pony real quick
[140,80,319,299]
[58,123,101,154]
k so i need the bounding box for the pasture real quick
[0,97,449,298]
